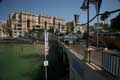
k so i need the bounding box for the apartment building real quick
[0,21,3,38]
[8,12,65,37]
[0,21,7,38]
[66,21,74,33]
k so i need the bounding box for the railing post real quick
[84,49,89,62]
[118,56,119,77]
[102,50,120,77]
[116,56,119,77]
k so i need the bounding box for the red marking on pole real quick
[45,48,48,56]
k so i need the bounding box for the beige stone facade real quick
[0,21,8,38]
[8,12,65,37]
[66,21,74,33]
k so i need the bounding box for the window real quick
[18,28,22,30]
[18,24,22,27]
[27,20,30,30]
[19,32,21,33]
[36,26,40,28]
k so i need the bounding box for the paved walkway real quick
[82,62,119,80]
[69,44,119,80]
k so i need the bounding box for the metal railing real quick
[102,51,120,77]
[89,48,120,77]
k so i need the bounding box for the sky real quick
[0,0,120,24]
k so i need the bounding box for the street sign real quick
[44,61,48,66]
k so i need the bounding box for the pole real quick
[44,21,48,80]
[86,0,90,48]
[96,2,99,48]
[96,18,99,48]
[53,17,55,36]
[86,0,90,63]
[45,55,47,80]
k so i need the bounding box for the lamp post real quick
[86,0,90,48]
[96,1,99,48]
[81,0,90,62]
[81,0,90,48]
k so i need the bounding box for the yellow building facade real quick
[8,12,65,37]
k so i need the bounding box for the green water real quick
[0,44,44,80]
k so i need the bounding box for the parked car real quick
[63,33,80,45]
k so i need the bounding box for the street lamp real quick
[81,0,102,48]
[81,0,90,48]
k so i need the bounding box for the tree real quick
[111,13,120,31]
[2,23,12,37]
[100,11,110,21]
